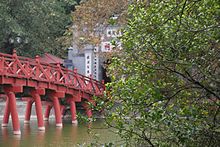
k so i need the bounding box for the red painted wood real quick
[0,51,105,97]
[60,105,66,118]
[82,102,93,119]
[86,109,93,118]
[44,105,52,121]
[0,50,105,134]
[24,99,34,123]
[70,101,77,124]
[52,96,62,127]
[2,96,10,127]
[31,91,45,131]
[7,92,21,135]
[53,91,65,98]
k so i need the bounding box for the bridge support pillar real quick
[31,91,45,131]
[83,102,93,121]
[24,99,34,124]
[2,96,10,127]
[86,109,93,121]
[44,105,52,121]
[60,105,66,118]
[70,101,77,124]
[52,97,62,127]
[7,92,21,135]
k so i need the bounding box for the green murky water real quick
[0,119,119,147]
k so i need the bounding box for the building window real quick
[107,30,111,37]
[112,30,116,36]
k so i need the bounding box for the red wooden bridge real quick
[0,50,105,135]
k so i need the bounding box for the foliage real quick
[98,0,220,146]
[71,0,128,46]
[0,0,78,57]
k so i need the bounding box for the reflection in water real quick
[2,127,21,147]
[23,124,30,138]
[71,124,78,143]
[54,127,62,144]
[36,131,45,146]
[2,127,9,142]
[12,134,21,147]
[0,119,119,146]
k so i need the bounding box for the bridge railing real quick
[0,51,105,96]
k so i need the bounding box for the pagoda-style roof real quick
[39,53,64,64]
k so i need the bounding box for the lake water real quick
[0,101,120,147]
[0,119,119,147]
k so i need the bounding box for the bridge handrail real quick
[0,51,105,96]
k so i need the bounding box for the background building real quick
[67,25,121,82]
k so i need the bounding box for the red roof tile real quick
[39,53,63,64]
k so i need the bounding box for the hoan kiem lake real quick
[0,101,119,147]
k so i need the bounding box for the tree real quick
[0,0,78,57]
[99,0,220,146]
[71,0,128,46]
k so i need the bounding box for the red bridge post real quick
[70,101,77,124]
[44,105,52,121]
[52,97,62,127]
[3,86,23,135]
[7,92,21,135]
[82,101,93,121]
[50,91,64,127]
[60,105,66,119]
[30,89,45,131]
[2,96,10,127]
[24,99,34,124]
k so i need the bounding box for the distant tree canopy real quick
[71,0,128,46]
[0,0,78,57]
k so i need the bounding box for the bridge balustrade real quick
[0,50,105,95]
[0,50,105,135]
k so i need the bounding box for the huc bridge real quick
[0,50,105,135]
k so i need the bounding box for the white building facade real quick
[67,25,121,82]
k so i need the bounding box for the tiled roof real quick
[39,53,64,64]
